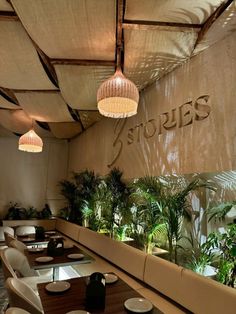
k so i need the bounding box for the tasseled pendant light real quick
[97,67,139,118]
[18,129,43,153]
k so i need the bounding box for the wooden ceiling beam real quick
[123,19,201,31]
[0,11,18,20]
[194,0,234,48]
[51,59,115,66]
[116,0,125,69]
[123,22,201,33]
[11,89,59,93]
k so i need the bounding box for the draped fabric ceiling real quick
[0,0,235,139]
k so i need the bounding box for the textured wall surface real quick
[0,137,68,218]
[69,32,236,179]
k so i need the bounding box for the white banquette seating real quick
[55,218,236,314]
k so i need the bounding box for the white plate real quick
[66,311,90,314]
[45,281,71,293]
[104,273,118,284]
[21,237,35,242]
[124,298,153,313]
[45,231,56,235]
[67,253,84,260]
[50,235,63,239]
[35,256,54,263]
[28,247,44,253]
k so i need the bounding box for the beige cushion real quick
[79,227,115,259]
[137,288,187,314]
[55,218,80,241]
[180,268,236,314]
[79,227,147,281]
[143,255,184,304]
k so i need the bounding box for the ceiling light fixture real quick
[97,67,139,118]
[18,128,43,153]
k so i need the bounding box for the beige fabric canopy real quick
[124,28,197,89]
[125,0,225,24]
[55,65,114,110]
[15,91,74,122]
[0,0,235,139]
[194,1,236,54]
[49,122,82,139]
[0,0,13,11]
[0,95,20,110]
[0,20,56,90]
[12,0,116,60]
[0,109,52,137]
[79,111,102,129]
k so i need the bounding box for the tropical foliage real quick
[4,202,52,220]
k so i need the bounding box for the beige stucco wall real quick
[0,137,68,218]
[69,32,236,179]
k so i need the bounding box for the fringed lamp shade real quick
[18,129,43,153]
[97,68,139,118]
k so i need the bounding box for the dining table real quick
[37,274,163,314]
[25,245,94,280]
[17,231,62,246]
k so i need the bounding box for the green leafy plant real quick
[186,233,217,274]
[101,168,131,238]
[129,176,167,254]
[206,201,236,222]
[39,204,52,219]
[211,224,236,287]
[59,180,78,222]
[26,206,38,219]
[59,170,100,225]
[161,178,214,263]
[4,202,27,220]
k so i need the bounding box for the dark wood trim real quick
[36,48,59,87]
[11,89,59,93]
[77,109,99,113]
[123,19,201,30]
[36,121,50,131]
[51,59,115,66]
[194,0,234,49]
[0,87,19,105]
[123,22,201,32]
[116,0,125,69]
[0,11,18,20]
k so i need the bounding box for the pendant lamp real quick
[18,129,43,153]
[97,67,139,118]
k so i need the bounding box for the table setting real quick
[37,273,162,314]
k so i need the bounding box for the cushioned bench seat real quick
[55,218,236,314]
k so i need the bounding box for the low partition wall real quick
[78,225,147,281]
[55,218,236,314]
[3,219,56,230]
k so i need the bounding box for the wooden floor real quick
[0,261,8,313]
